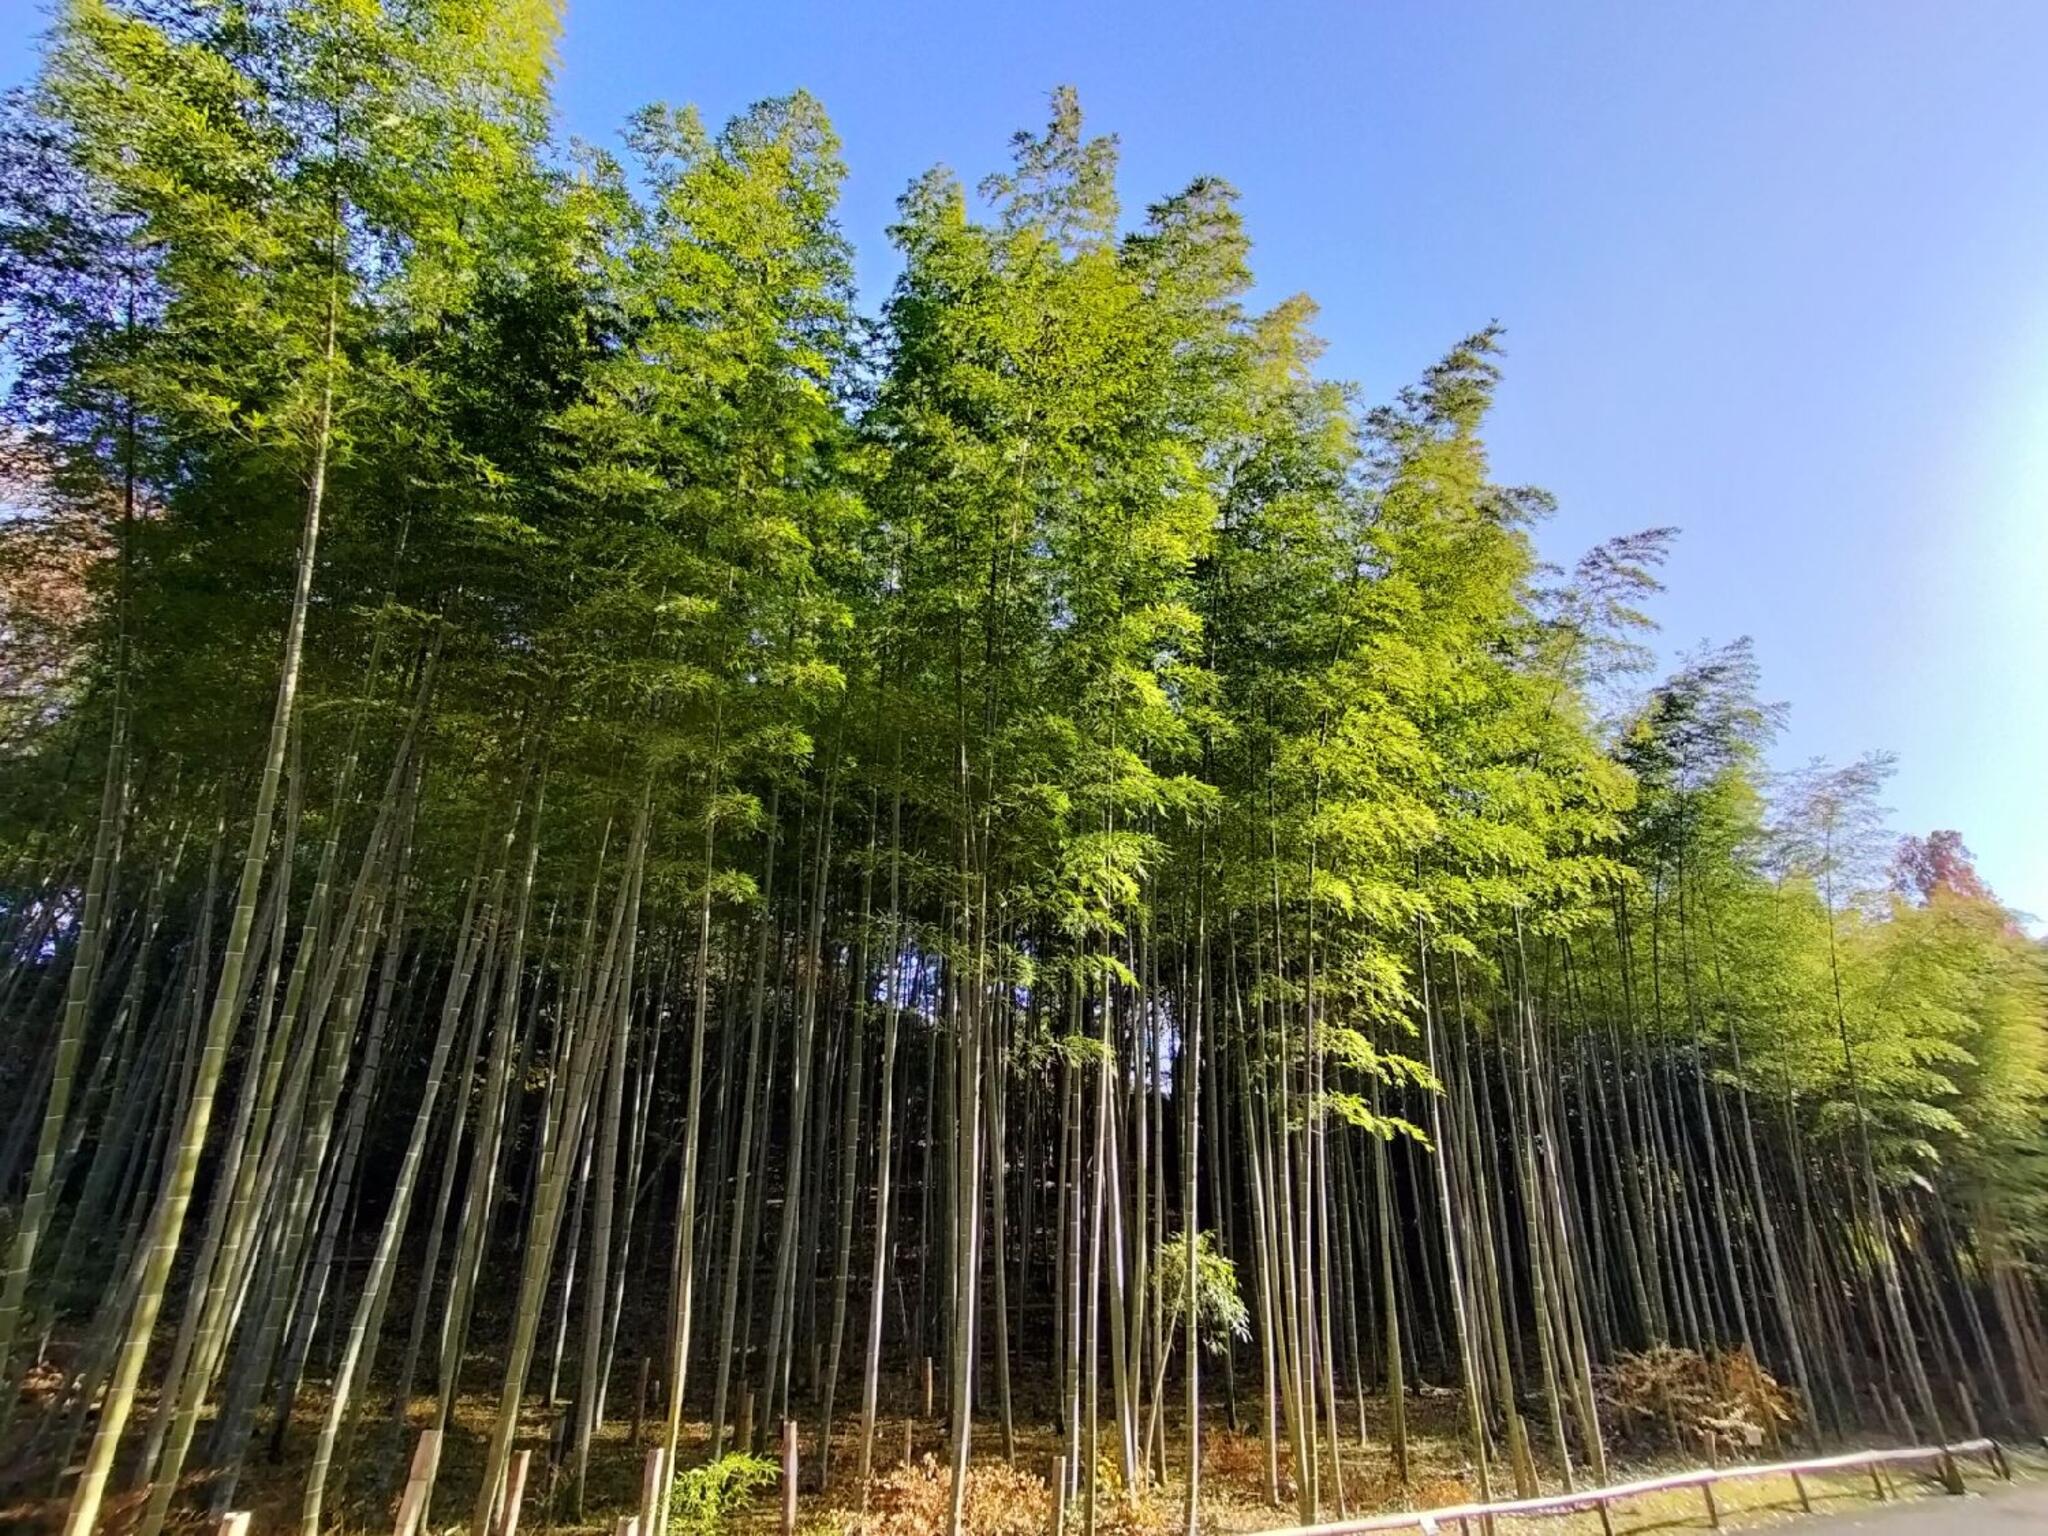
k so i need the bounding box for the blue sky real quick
[4,0,2044,918]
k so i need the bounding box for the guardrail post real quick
[1595,1496,1614,1536]
[1868,1463,1887,1501]
[1790,1470,1811,1512]
[1938,1445,1965,1495]
[1700,1478,1720,1529]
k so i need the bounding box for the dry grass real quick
[839,1455,1053,1536]
[1594,1348,1797,1458]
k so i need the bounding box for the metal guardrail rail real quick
[1254,1436,2011,1536]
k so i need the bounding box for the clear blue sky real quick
[4,0,2044,920]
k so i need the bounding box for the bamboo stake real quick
[399,1482,436,1536]
[783,1420,799,1536]
[640,1446,668,1536]
[499,1450,532,1536]
[395,1429,443,1536]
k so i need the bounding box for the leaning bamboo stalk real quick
[59,299,344,1527]
[654,735,725,1533]
[186,663,438,1523]
[575,880,634,1512]
[756,767,838,1437]
[392,840,507,1436]
[269,801,417,1458]
[467,782,652,1536]
[152,623,412,1499]
[710,791,780,1460]
[446,770,547,1394]
[817,801,876,1488]
[301,831,505,1532]
[0,683,124,1412]
[855,780,905,1486]
[210,816,403,1513]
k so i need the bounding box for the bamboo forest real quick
[0,4,2043,1535]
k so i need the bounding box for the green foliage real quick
[1153,1228,1250,1355]
[667,1453,778,1536]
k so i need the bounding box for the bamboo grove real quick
[1,3,2044,1534]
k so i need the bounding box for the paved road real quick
[1788,1481,2048,1531]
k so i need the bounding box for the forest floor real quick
[2,1373,2035,1536]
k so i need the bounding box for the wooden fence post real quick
[783,1420,799,1536]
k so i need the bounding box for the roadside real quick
[1472,1452,2045,1536]
[1682,1477,2048,1534]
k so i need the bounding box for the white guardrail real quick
[1254,1436,2010,1536]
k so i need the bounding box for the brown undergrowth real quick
[841,1456,1053,1536]
[1595,1346,1798,1456]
